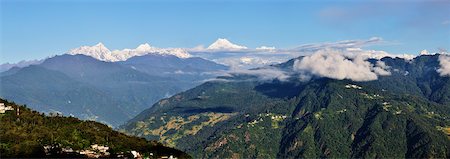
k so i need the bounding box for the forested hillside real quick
[122,55,450,158]
[0,54,227,127]
[0,98,190,158]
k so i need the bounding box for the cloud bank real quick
[437,54,450,76]
[292,37,383,52]
[293,49,391,81]
[189,37,412,69]
[223,49,395,82]
[223,67,289,81]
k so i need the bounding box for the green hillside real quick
[121,55,450,158]
[0,54,227,127]
[0,98,190,158]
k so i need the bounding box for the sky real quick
[1,0,449,64]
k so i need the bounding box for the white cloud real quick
[293,49,391,81]
[227,67,289,81]
[188,37,417,69]
[437,54,450,76]
[344,49,416,60]
[256,46,276,51]
[373,61,391,76]
[287,37,415,60]
[292,37,384,52]
[215,56,287,69]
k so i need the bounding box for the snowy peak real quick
[67,43,192,62]
[123,43,191,59]
[67,42,114,61]
[207,38,248,50]
[95,42,106,47]
[135,43,154,52]
[69,42,111,54]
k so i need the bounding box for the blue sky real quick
[1,0,449,63]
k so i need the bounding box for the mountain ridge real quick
[68,42,192,62]
[0,54,228,127]
[121,54,450,158]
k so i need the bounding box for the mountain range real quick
[67,43,192,62]
[121,54,450,158]
[2,40,449,158]
[0,38,252,71]
[0,53,227,127]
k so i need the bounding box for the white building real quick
[0,103,14,114]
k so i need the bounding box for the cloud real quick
[293,49,391,81]
[256,46,276,51]
[291,37,383,52]
[283,37,416,60]
[373,61,391,76]
[216,56,287,69]
[343,48,416,60]
[188,37,416,69]
[225,67,289,81]
[437,54,450,76]
[285,37,417,63]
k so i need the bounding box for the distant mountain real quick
[0,98,190,158]
[0,59,43,72]
[67,42,191,61]
[119,54,228,82]
[0,64,134,125]
[121,54,450,158]
[0,54,227,127]
[39,54,173,85]
[206,38,248,50]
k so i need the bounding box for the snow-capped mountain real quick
[68,43,115,61]
[68,43,192,62]
[207,38,248,50]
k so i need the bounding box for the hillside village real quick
[0,103,14,113]
[0,100,189,158]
